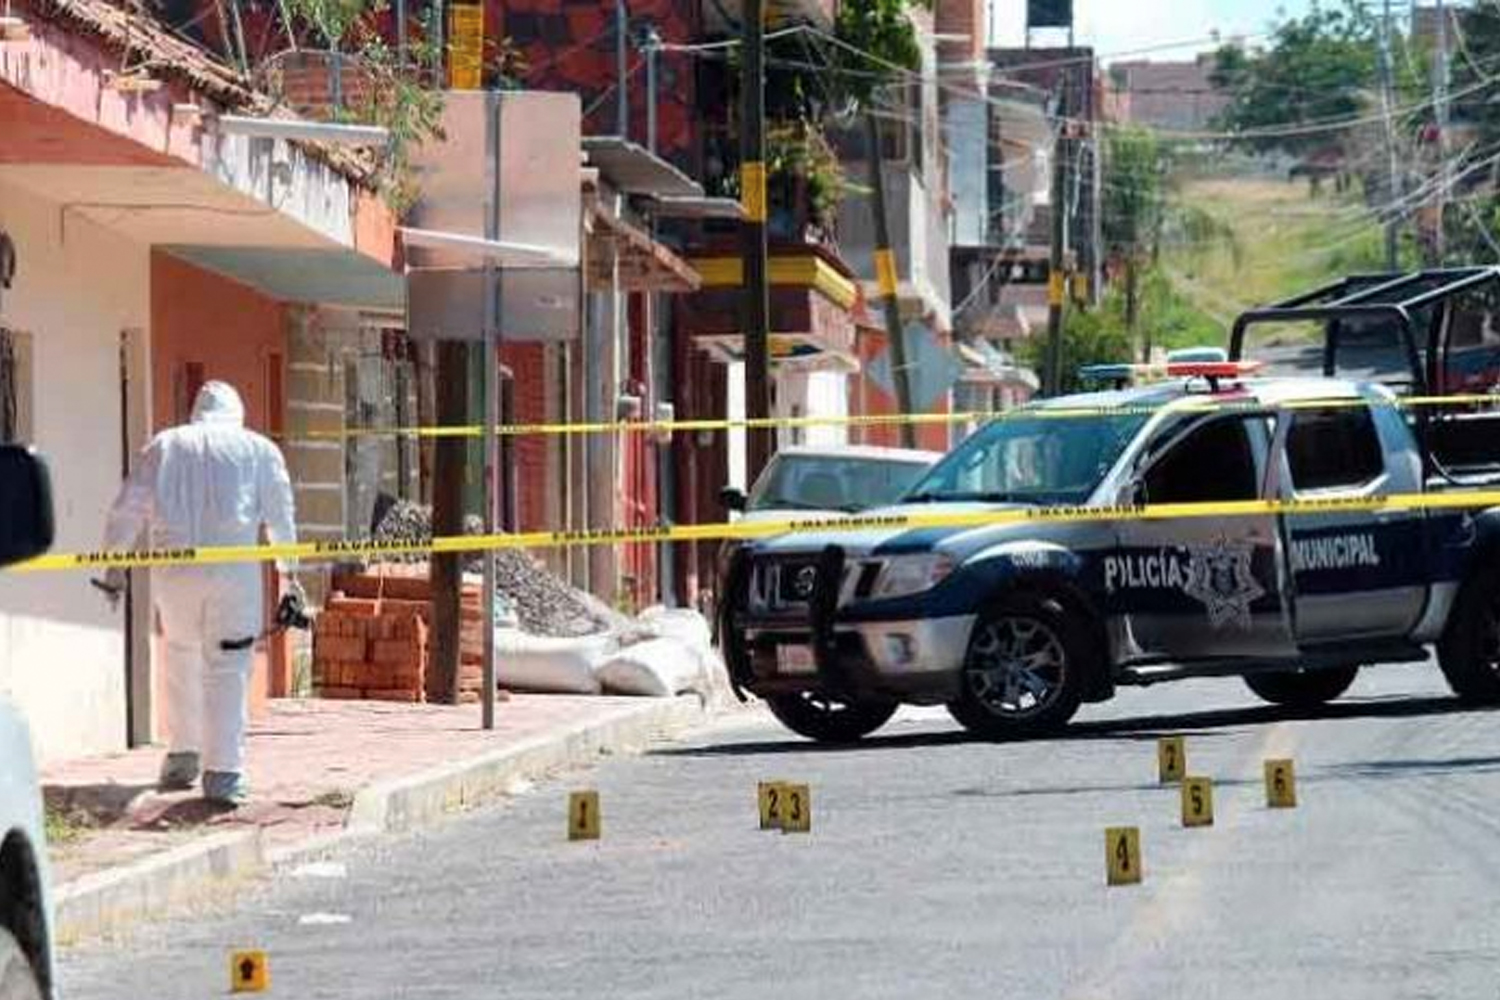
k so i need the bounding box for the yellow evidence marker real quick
[1157,735,1186,784]
[781,783,812,834]
[230,950,269,993]
[1264,759,1297,808]
[758,781,786,830]
[1105,827,1142,885]
[568,790,601,840]
[1180,776,1214,827]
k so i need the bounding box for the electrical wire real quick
[581,59,644,119]
[802,24,1500,145]
[658,24,811,53]
[524,23,617,80]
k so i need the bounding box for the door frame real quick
[1111,409,1297,662]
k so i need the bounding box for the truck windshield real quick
[904,410,1151,506]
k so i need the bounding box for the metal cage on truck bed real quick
[1228,267,1500,479]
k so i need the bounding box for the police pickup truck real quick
[721,269,1500,742]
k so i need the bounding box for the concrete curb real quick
[53,829,263,944]
[346,694,708,835]
[54,694,715,941]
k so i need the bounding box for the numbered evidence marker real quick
[1264,759,1297,808]
[230,950,269,993]
[1157,735,1186,784]
[568,790,601,841]
[781,783,812,834]
[1105,826,1142,886]
[1180,776,1214,828]
[758,781,786,830]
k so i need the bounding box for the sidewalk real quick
[42,693,719,942]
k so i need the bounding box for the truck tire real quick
[1438,563,1500,703]
[764,693,897,743]
[1242,666,1359,708]
[947,592,1091,739]
[0,927,42,1000]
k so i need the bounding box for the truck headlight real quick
[872,553,955,599]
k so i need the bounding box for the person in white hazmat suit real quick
[101,381,298,806]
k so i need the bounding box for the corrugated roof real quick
[24,0,379,185]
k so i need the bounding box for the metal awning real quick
[582,136,704,198]
[587,206,701,293]
[648,195,746,220]
[695,332,859,373]
[164,245,404,311]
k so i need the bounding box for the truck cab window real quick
[1287,406,1382,491]
[1143,416,1262,503]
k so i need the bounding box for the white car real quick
[713,445,943,618]
[0,445,57,999]
[721,444,944,522]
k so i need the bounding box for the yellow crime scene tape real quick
[14,488,1500,573]
[302,392,1500,441]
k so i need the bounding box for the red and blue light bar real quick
[1079,355,1264,386]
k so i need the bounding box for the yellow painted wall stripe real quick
[740,161,767,223]
[689,254,859,310]
[874,248,899,298]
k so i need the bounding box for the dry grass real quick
[1165,175,1388,322]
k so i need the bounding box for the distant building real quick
[1107,55,1230,132]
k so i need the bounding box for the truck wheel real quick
[763,693,897,743]
[0,927,42,1000]
[947,593,1090,739]
[1243,666,1359,707]
[1438,563,1500,703]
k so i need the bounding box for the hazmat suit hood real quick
[190,381,246,426]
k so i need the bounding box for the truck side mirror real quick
[0,445,56,568]
[1129,479,1150,507]
[720,486,747,512]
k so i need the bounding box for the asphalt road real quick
[60,661,1500,1000]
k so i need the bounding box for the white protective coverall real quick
[103,382,296,775]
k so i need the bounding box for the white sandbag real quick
[495,629,616,694]
[636,606,714,651]
[595,637,708,697]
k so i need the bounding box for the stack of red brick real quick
[312,564,486,703]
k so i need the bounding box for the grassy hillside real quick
[1162,176,1389,330]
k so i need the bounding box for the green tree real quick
[1211,1,1378,158]
[272,0,454,213]
[1019,268,1220,392]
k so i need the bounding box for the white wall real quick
[725,361,746,491]
[947,97,990,248]
[0,179,148,764]
[774,368,849,449]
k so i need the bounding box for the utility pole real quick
[1043,72,1071,396]
[1379,0,1401,270]
[642,24,660,153]
[1433,0,1451,264]
[428,340,467,705]
[741,0,773,479]
[865,112,917,447]
[396,0,406,71]
[616,0,630,137]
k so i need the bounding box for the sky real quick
[989,0,1319,64]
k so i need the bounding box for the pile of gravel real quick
[371,500,629,638]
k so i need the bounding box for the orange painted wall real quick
[150,251,285,432]
[852,326,953,454]
[353,187,398,268]
[149,250,289,729]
